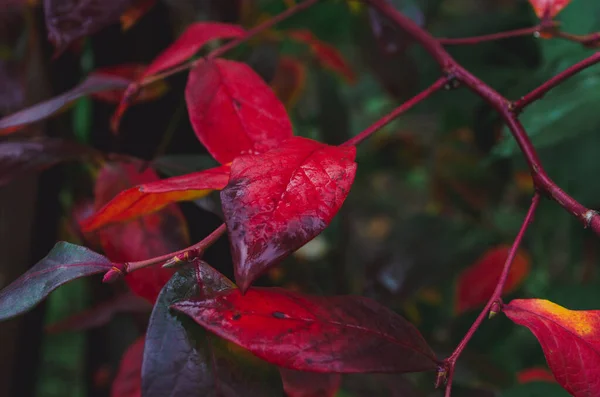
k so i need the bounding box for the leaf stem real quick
[102,223,227,283]
[441,193,540,396]
[341,77,448,147]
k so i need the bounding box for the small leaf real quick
[172,287,438,373]
[82,164,230,231]
[528,0,572,18]
[0,74,129,134]
[91,63,168,104]
[288,30,356,84]
[455,246,530,314]
[517,368,556,384]
[280,368,341,397]
[271,56,307,109]
[0,242,113,321]
[186,58,293,164]
[221,136,356,292]
[46,291,151,334]
[0,137,98,187]
[44,0,132,54]
[504,299,600,397]
[111,336,144,397]
[120,0,155,31]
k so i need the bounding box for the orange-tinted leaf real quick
[120,0,155,31]
[288,30,356,84]
[280,368,341,397]
[89,162,191,302]
[271,56,307,109]
[82,164,230,231]
[455,246,530,314]
[91,64,167,104]
[504,299,600,397]
[111,336,144,397]
[529,0,572,18]
[517,367,556,384]
[186,58,293,164]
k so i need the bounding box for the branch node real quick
[435,365,449,388]
[489,301,502,319]
[584,210,598,229]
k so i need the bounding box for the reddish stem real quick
[442,194,540,396]
[102,223,227,283]
[342,77,448,147]
[438,25,542,46]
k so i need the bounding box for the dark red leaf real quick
[89,161,190,302]
[455,246,530,314]
[221,136,356,291]
[120,0,155,31]
[185,58,293,164]
[271,56,307,109]
[0,138,98,187]
[280,368,341,397]
[44,0,132,54]
[0,242,113,321]
[0,74,130,134]
[172,288,438,373]
[504,299,600,397]
[517,367,556,384]
[143,264,280,397]
[46,291,151,333]
[111,336,144,397]
[82,164,230,231]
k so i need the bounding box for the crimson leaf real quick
[0,242,113,321]
[172,287,438,373]
[220,136,356,292]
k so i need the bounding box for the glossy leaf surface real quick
[44,0,132,53]
[529,0,572,18]
[504,299,600,397]
[83,164,230,231]
[173,287,438,373]
[280,368,341,397]
[111,336,144,397]
[0,242,113,321]
[0,138,98,187]
[143,264,279,397]
[221,137,356,291]
[288,30,356,84]
[186,58,293,164]
[455,246,530,314]
[0,74,129,134]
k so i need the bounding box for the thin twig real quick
[438,25,542,46]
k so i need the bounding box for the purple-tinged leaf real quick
[0,242,113,321]
[280,368,341,397]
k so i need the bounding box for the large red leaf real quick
[0,242,113,321]
[220,136,356,292]
[44,0,132,53]
[0,138,99,187]
[82,164,230,231]
[280,368,340,397]
[455,246,530,314]
[89,162,190,302]
[172,288,438,373]
[529,0,572,18]
[0,74,129,134]
[111,336,144,397]
[504,299,600,396]
[185,58,293,164]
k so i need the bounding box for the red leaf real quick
[89,162,190,302]
[82,164,230,231]
[221,137,356,292]
[280,368,341,397]
[46,291,151,333]
[44,0,132,54]
[271,56,307,109]
[0,74,130,134]
[288,30,356,84]
[91,64,168,104]
[185,58,293,164]
[120,0,155,31]
[0,138,98,187]
[111,336,144,397]
[504,299,600,397]
[517,367,556,384]
[529,0,572,18]
[172,288,438,373]
[0,242,113,321]
[455,246,530,314]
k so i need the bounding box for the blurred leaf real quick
[111,336,144,397]
[120,0,156,30]
[91,63,168,104]
[280,369,340,397]
[517,367,556,384]
[528,0,572,18]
